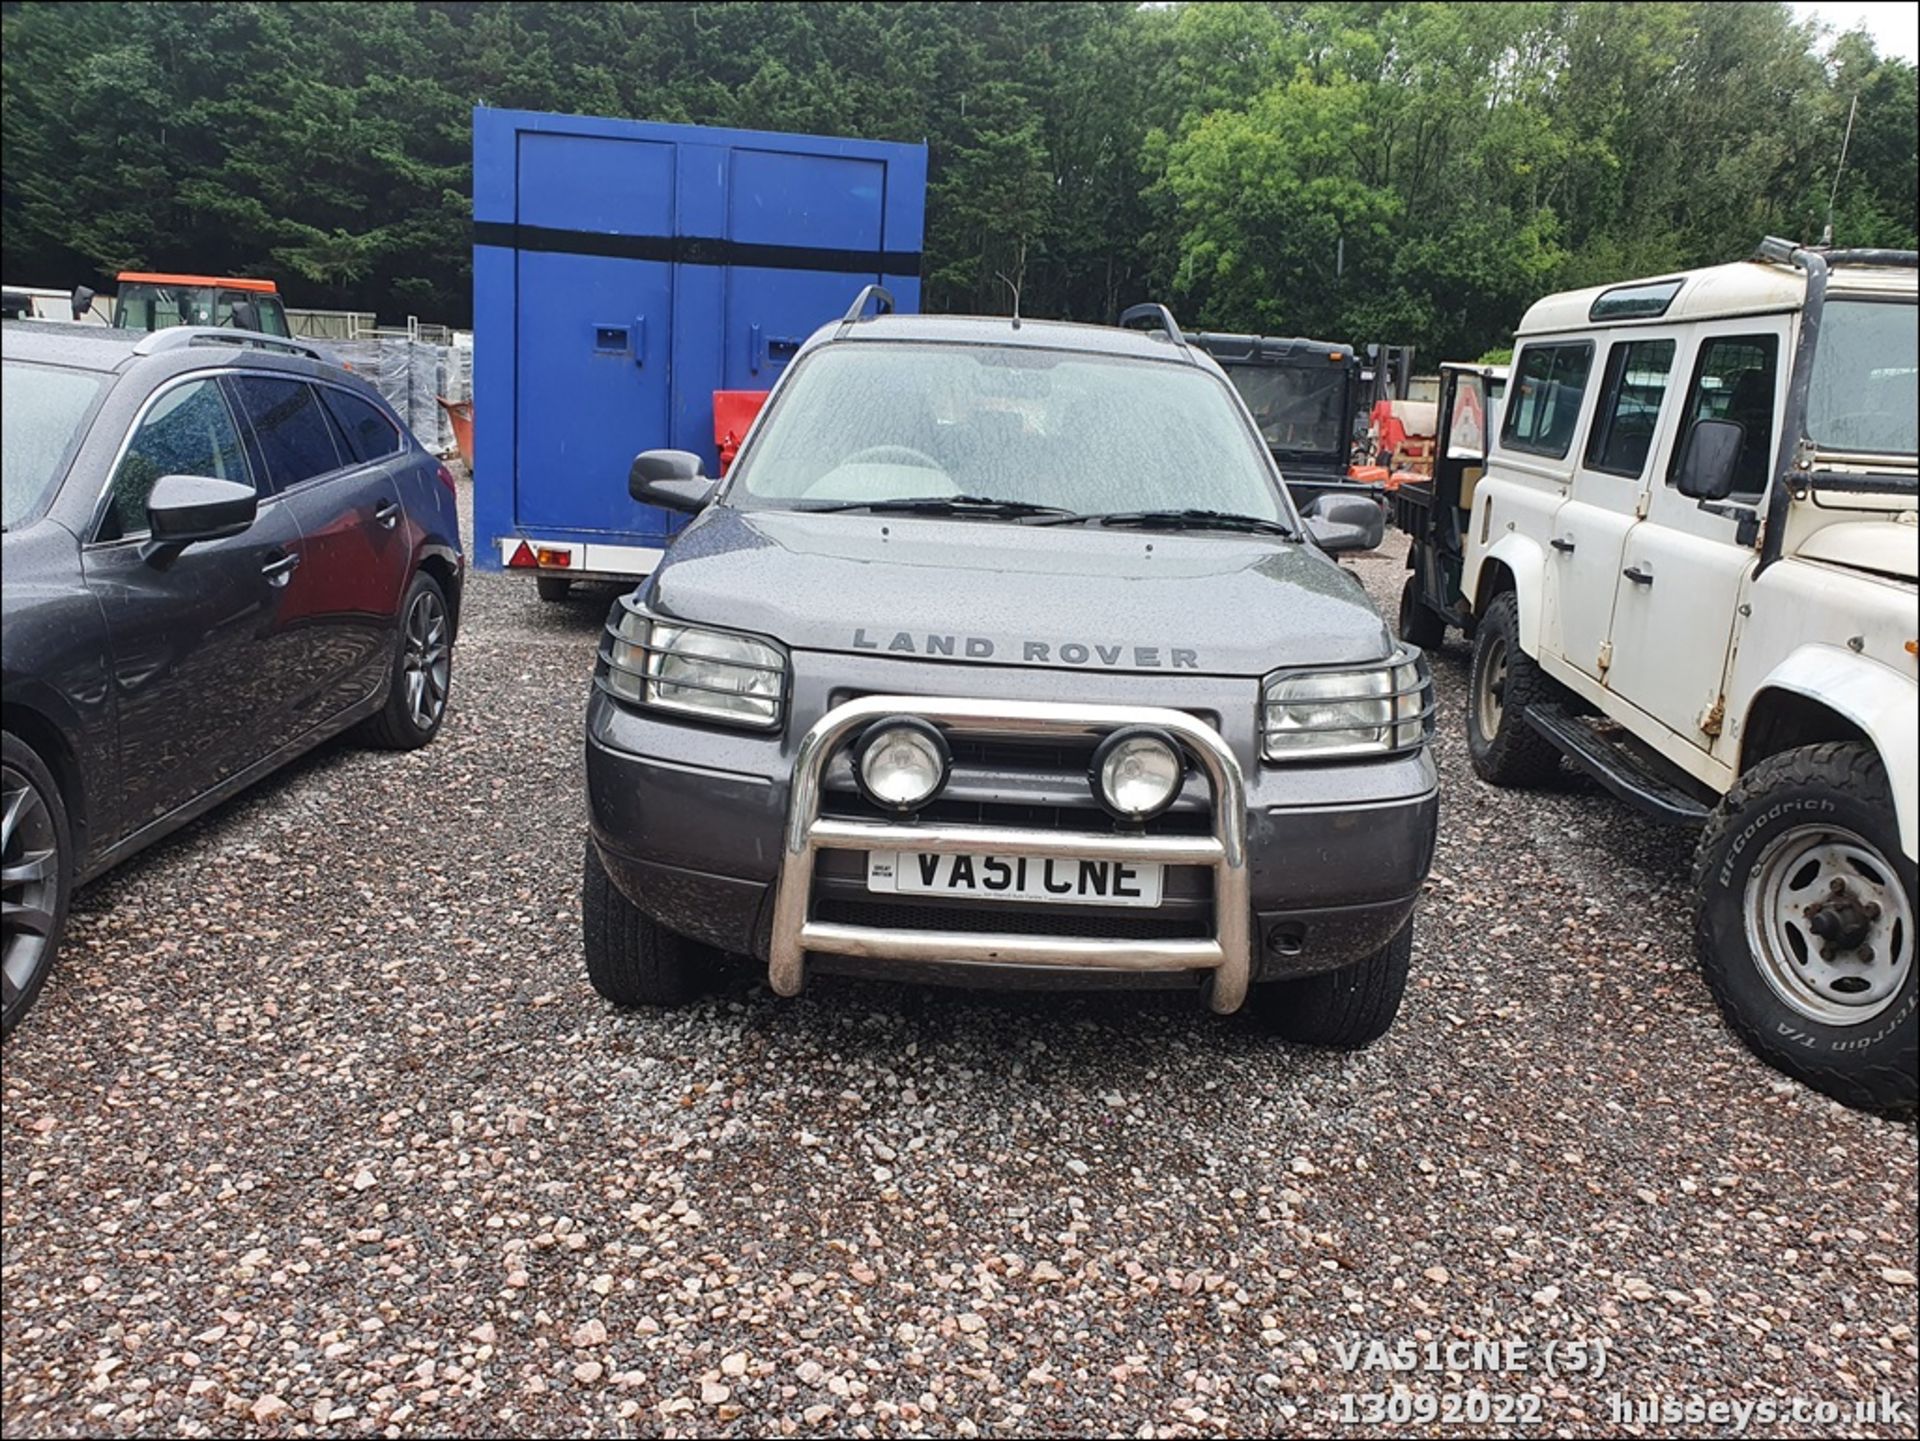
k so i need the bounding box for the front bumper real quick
[587,685,1437,1010]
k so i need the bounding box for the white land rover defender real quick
[1459,238,1917,1113]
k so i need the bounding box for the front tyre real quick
[1252,918,1413,1049]
[1692,742,1916,1116]
[2,732,73,1039]
[1466,591,1562,787]
[358,571,453,750]
[582,839,714,1008]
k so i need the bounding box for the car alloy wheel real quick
[402,586,451,732]
[1,761,60,1015]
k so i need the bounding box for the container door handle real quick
[750,323,763,376]
[633,315,645,368]
[1622,563,1654,586]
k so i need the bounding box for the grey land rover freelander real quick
[581,293,1438,1047]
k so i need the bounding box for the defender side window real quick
[1500,342,1594,459]
[1669,334,1778,501]
[1584,338,1676,478]
[97,378,254,543]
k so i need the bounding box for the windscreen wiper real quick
[1036,508,1296,537]
[798,495,1073,520]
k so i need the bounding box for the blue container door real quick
[513,133,676,535]
[722,149,890,392]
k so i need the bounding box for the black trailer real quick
[1191,332,1383,513]
[1391,361,1507,648]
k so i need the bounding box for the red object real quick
[437,397,475,466]
[713,389,771,474]
[506,540,537,568]
[1348,464,1391,484]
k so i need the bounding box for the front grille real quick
[815,897,1210,941]
[949,735,1097,773]
[821,792,1213,835]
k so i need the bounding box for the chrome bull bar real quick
[769,695,1251,1012]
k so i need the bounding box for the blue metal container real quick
[471,107,927,581]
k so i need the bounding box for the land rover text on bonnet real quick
[580,293,1437,1047]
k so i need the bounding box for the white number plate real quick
[866,852,1165,908]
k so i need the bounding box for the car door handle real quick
[1622,563,1654,586]
[261,551,301,586]
[1550,536,1576,554]
[373,499,401,530]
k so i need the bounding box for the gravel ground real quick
[3,480,1915,1439]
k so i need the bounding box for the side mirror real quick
[145,475,258,550]
[630,449,717,513]
[1303,491,1386,553]
[1674,418,1745,502]
[71,285,96,322]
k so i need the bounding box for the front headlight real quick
[602,600,786,730]
[1261,646,1431,761]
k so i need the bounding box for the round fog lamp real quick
[1092,728,1182,821]
[856,718,950,813]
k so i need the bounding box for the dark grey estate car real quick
[582,295,1437,1047]
[2,323,463,1035]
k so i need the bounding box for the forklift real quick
[1390,361,1507,648]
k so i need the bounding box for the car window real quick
[2,362,108,529]
[1501,342,1593,459]
[98,378,254,542]
[229,374,344,489]
[319,386,403,462]
[1669,334,1778,500]
[1225,365,1349,455]
[1808,300,1917,455]
[212,291,291,337]
[728,343,1286,520]
[1584,338,1676,477]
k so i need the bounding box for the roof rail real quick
[1755,235,1918,270]
[1116,302,1190,353]
[836,285,895,337]
[131,327,325,361]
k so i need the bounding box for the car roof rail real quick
[836,284,895,337]
[1116,302,1191,355]
[131,326,325,361]
[1756,235,1919,271]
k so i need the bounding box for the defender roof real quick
[1519,252,1917,336]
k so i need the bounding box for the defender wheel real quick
[358,571,453,750]
[1398,575,1446,650]
[1466,591,1562,787]
[582,838,712,1008]
[1254,918,1413,1049]
[2,732,72,1040]
[1692,742,1916,1116]
[536,576,573,603]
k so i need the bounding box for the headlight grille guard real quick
[595,594,790,731]
[1260,643,1435,761]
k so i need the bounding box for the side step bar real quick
[1525,704,1711,826]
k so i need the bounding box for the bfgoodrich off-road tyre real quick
[1398,574,1446,650]
[1253,918,1414,1049]
[1466,591,1563,787]
[1692,742,1917,1116]
[536,576,573,603]
[582,838,715,1008]
[357,571,453,751]
[2,731,73,1040]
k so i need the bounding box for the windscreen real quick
[2,361,106,528]
[1226,364,1349,456]
[729,342,1286,520]
[1808,300,1917,456]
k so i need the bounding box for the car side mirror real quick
[1674,418,1745,502]
[144,474,258,553]
[630,449,717,513]
[1303,491,1386,553]
[71,285,96,322]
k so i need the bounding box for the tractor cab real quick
[1190,331,1380,513]
[112,272,291,336]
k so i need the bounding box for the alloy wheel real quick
[402,588,451,732]
[1,762,60,1016]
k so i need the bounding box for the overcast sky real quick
[1793,1,1918,62]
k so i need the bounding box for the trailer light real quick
[1261,646,1433,761]
[1091,728,1183,821]
[855,718,950,813]
[507,540,537,568]
[536,546,573,568]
